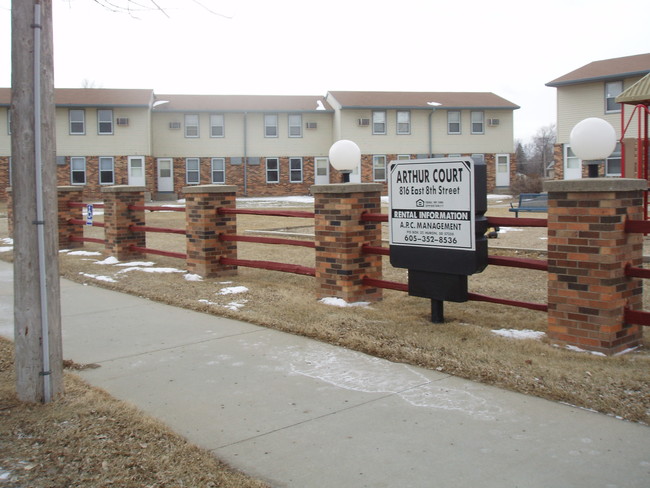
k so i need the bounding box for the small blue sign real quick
[86,204,94,226]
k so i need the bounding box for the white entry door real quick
[564,146,582,180]
[128,156,146,186]
[157,158,174,192]
[315,157,330,185]
[495,154,510,187]
[349,160,361,183]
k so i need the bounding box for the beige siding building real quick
[0,88,519,200]
[546,53,650,179]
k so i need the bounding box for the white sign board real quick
[389,158,475,251]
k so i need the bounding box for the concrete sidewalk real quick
[0,260,648,488]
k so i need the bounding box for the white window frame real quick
[210,114,225,138]
[288,114,302,138]
[70,157,86,185]
[211,157,226,183]
[396,110,410,134]
[447,111,461,134]
[264,114,278,138]
[605,81,623,113]
[289,157,303,183]
[372,110,386,134]
[471,111,484,134]
[69,109,85,135]
[99,156,115,185]
[97,109,113,135]
[184,114,200,138]
[266,157,279,183]
[372,155,387,181]
[186,157,200,184]
[605,143,622,176]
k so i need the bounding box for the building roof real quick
[546,53,650,87]
[616,72,650,105]
[0,87,155,107]
[152,94,333,113]
[326,91,520,110]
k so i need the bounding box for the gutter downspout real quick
[428,110,434,157]
[243,112,248,196]
[33,3,52,403]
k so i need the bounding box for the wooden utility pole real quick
[11,0,63,402]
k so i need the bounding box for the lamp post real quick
[569,117,617,178]
[329,139,361,183]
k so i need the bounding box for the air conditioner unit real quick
[358,118,370,127]
[305,122,318,129]
[116,117,129,126]
[488,118,500,126]
[169,121,181,129]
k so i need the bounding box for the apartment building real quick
[0,88,519,201]
[546,53,650,179]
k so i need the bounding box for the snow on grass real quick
[184,273,203,281]
[0,247,12,253]
[492,328,545,340]
[218,286,248,295]
[319,297,371,308]
[66,250,102,256]
[114,261,155,267]
[496,227,524,234]
[565,345,607,357]
[224,300,247,311]
[117,267,185,274]
[94,256,120,265]
[79,272,117,283]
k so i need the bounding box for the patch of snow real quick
[319,297,371,308]
[0,247,12,253]
[224,300,247,311]
[94,256,119,265]
[67,250,102,256]
[218,286,248,295]
[79,272,117,283]
[1,237,13,245]
[198,299,218,306]
[115,261,155,267]
[116,266,184,274]
[496,227,524,234]
[184,273,203,281]
[488,194,511,200]
[492,329,545,340]
[565,345,607,357]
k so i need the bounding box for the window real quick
[289,157,303,183]
[210,114,225,137]
[288,114,302,137]
[70,157,86,184]
[264,114,278,137]
[185,114,199,138]
[211,158,225,183]
[471,154,485,165]
[372,111,386,134]
[397,155,410,160]
[471,111,484,134]
[447,111,461,134]
[397,111,410,134]
[606,143,622,176]
[605,81,623,113]
[266,157,279,183]
[97,109,113,134]
[69,110,85,134]
[99,157,114,184]
[373,155,387,181]
[186,158,200,184]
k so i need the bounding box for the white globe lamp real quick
[329,140,360,183]
[569,118,617,178]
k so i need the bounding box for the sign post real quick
[389,158,488,322]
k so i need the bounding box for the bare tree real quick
[525,124,556,177]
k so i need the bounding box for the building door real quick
[349,160,361,183]
[564,145,582,180]
[315,157,329,185]
[128,156,146,186]
[495,154,510,187]
[157,158,174,192]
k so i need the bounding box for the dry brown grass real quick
[1,196,649,485]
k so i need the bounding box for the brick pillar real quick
[312,183,383,303]
[101,185,146,260]
[6,187,12,238]
[184,185,238,278]
[57,186,84,249]
[545,179,645,355]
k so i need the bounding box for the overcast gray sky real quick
[1,0,649,142]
